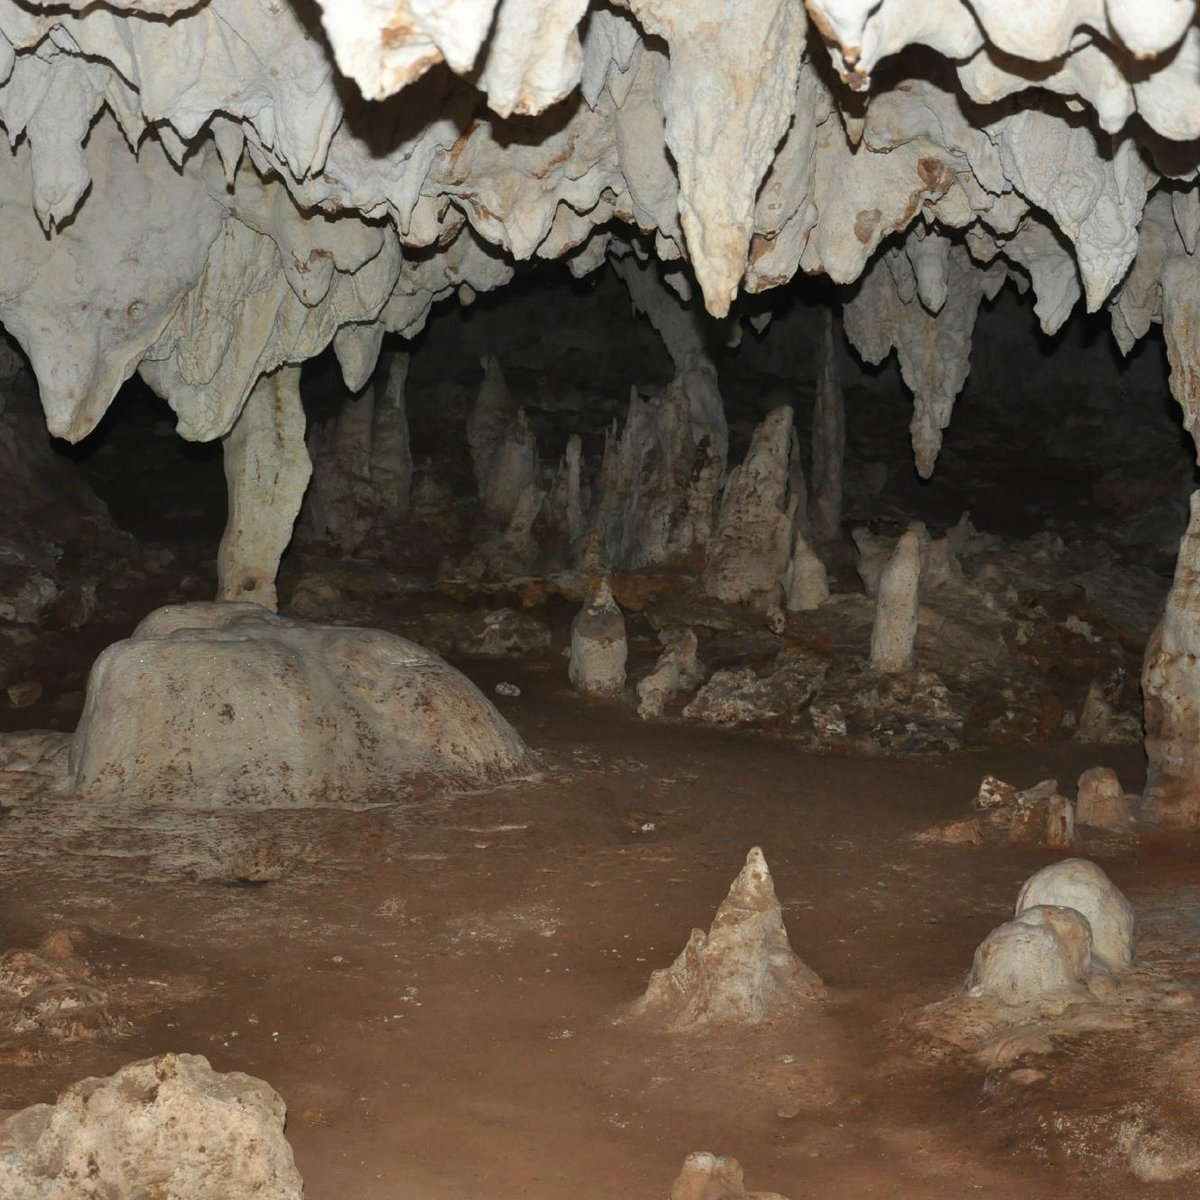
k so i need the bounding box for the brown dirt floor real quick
[2,651,1198,1199]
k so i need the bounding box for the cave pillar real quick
[810,307,845,542]
[217,366,310,612]
[1143,490,1200,829]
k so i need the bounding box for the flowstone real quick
[69,602,529,807]
[624,847,824,1031]
[0,1053,302,1200]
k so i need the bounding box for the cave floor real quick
[3,653,1200,1199]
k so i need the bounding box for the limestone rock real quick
[1076,767,1135,830]
[682,654,827,727]
[669,1152,789,1200]
[869,524,922,673]
[966,904,1094,1006]
[637,629,705,719]
[70,602,529,807]
[1015,858,1136,972]
[0,1053,302,1200]
[782,527,830,613]
[568,580,627,696]
[626,847,824,1031]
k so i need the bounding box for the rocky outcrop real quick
[70,602,529,807]
[0,1053,303,1200]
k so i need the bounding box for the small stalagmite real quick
[568,579,627,697]
[625,847,824,1031]
[637,629,704,719]
[1076,766,1135,830]
[783,525,829,612]
[869,524,922,673]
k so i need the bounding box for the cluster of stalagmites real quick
[919,767,1137,849]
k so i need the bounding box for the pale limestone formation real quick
[626,847,824,1031]
[216,368,310,613]
[70,602,529,807]
[636,629,704,719]
[783,526,830,613]
[304,352,413,555]
[701,407,796,610]
[0,1053,302,1200]
[869,524,922,673]
[467,357,541,528]
[1015,859,1136,972]
[967,905,1094,1006]
[1076,767,1135,831]
[1144,491,1200,830]
[568,579,627,696]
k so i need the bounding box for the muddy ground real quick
[2,644,1198,1200]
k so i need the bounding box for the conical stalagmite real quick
[568,579,627,696]
[783,525,829,612]
[625,847,824,1031]
[869,523,923,673]
[702,407,796,610]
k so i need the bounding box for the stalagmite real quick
[637,629,704,719]
[625,847,824,1031]
[568,579,627,697]
[304,352,413,554]
[216,368,310,613]
[1144,492,1200,830]
[589,381,707,570]
[701,407,795,610]
[868,524,922,673]
[783,526,830,612]
[467,358,540,528]
[1076,767,1135,830]
[809,307,844,543]
[610,233,728,468]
